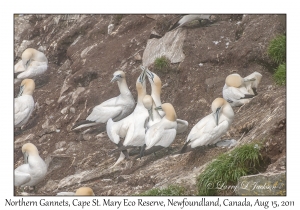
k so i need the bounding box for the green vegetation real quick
[113,15,123,25]
[273,63,286,85]
[154,56,170,73]
[267,35,286,64]
[197,143,262,196]
[267,34,286,85]
[139,185,186,196]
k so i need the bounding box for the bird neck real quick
[137,83,147,105]
[151,102,161,121]
[117,78,131,95]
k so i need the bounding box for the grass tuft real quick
[154,56,170,73]
[273,63,286,85]
[267,35,286,64]
[139,185,186,196]
[197,143,262,195]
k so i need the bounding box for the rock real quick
[14,134,35,149]
[108,24,114,35]
[70,107,76,114]
[61,106,69,115]
[204,77,224,90]
[55,141,67,149]
[38,134,52,143]
[38,180,59,193]
[16,40,34,57]
[142,29,186,67]
[236,171,286,195]
[37,126,56,137]
[45,154,72,173]
[45,98,54,105]
[216,139,237,148]
[134,53,142,61]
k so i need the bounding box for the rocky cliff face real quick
[14,14,286,195]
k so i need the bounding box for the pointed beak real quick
[17,85,24,97]
[214,107,221,126]
[23,152,28,164]
[148,108,153,121]
[110,75,119,83]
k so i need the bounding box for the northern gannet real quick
[143,95,161,132]
[14,143,47,189]
[107,67,148,165]
[14,48,48,84]
[222,72,262,107]
[169,14,211,31]
[145,68,188,133]
[140,103,177,157]
[72,70,135,130]
[14,79,35,127]
[181,98,234,153]
[57,187,95,196]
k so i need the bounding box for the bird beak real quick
[214,107,221,126]
[146,68,154,82]
[148,108,153,121]
[17,85,24,97]
[23,152,28,164]
[110,75,119,83]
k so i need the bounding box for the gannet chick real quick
[169,14,211,31]
[107,67,148,166]
[72,70,135,130]
[181,98,234,153]
[143,95,162,132]
[57,187,95,196]
[140,103,177,157]
[14,48,48,84]
[14,79,35,127]
[145,67,188,133]
[222,72,262,107]
[14,143,47,188]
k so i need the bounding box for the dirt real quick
[14,14,286,196]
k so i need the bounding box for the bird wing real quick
[155,129,177,148]
[17,62,47,79]
[14,165,31,186]
[190,120,229,148]
[14,97,34,126]
[87,104,122,123]
[223,86,247,101]
[145,124,164,149]
[187,115,211,141]
[106,118,120,144]
[14,60,25,73]
[176,119,188,133]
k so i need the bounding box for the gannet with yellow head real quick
[72,70,135,130]
[14,48,48,83]
[140,103,177,157]
[107,66,149,166]
[142,95,162,131]
[145,67,188,133]
[181,98,234,153]
[14,79,35,127]
[56,187,95,196]
[223,72,262,107]
[14,143,47,188]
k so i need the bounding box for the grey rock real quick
[236,171,286,195]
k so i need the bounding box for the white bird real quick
[145,68,188,133]
[14,48,48,84]
[140,103,177,157]
[143,95,162,132]
[169,14,211,31]
[14,143,47,189]
[107,66,148,165]
[14,79,35,127]
[72,70,135,130]
[181,98,234,153]
[222,72,262,107]
[57,187,95,196]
